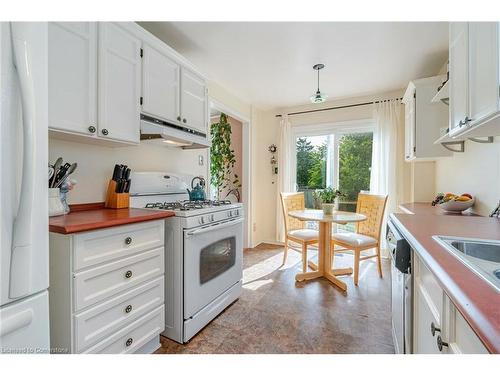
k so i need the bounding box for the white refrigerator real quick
[0,22,50,354]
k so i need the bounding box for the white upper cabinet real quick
[449,22,500,138]
[98,23,141,144]
[141,44,180,124]
[48,22,98,136]
[403,76,451,161]
[468,23,499,124]
[48,22,208,146]
[449,22,469,136]
[180,68,208,134]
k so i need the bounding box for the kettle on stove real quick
[187,176,206,201]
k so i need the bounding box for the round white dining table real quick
[288,209,367,292]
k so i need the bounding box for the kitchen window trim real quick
[290,118,375,191]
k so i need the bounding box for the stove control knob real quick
[234,210,239,217]
[228,211,233,217]
[199,217,205,224]
[210,214,215,222]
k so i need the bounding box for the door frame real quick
[208,97,252,249]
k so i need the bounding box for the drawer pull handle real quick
[125,270,133,279]
[125,304,133,314]
[125,337,133,347]
[101,128,109,136]
[88,125,96,133]
[436,335,448,352]
[430,322,441,336]
[125,237,132,245]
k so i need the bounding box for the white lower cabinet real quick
[49,220,165,354]
[413,253,489,354]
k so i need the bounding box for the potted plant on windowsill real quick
[318,187,346,215]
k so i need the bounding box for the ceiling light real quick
[310,63,327,104]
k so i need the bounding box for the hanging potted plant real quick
[318,187,345,215]
[210,113,242,201]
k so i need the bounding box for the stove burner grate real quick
[145,199,233,211]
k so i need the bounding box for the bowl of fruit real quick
[432,192,474,213]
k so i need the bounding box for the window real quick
[293,121,374,214]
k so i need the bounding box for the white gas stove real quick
[129,172,243,343]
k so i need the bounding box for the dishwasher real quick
[387,217,412,354]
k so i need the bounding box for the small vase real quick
[49,188,65,217]
[322,203,335,215]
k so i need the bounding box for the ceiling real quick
[138,22,449,109]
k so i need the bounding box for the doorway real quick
[208,98,252,248]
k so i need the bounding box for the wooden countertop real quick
[392,207,500,353]
[49,203,175,234]
[399,202,480,216]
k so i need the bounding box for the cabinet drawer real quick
[74,276,164,352]
[73,220,164,271]
[83,305,164,353]
[74,247,164,311]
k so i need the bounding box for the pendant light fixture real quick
[310,63,327,104]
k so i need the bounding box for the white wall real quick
[49,138,208,204]
[435,138,500,216]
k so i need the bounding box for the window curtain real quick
[276,114,294,243]
[370,99,405,252]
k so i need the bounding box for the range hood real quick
[140,114,210,149]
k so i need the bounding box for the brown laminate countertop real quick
[399,202,480,216]
[392,204,500,353]
[49,207,175,234]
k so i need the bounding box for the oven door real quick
[183,218,243,319]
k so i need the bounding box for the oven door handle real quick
[185,218,244,237]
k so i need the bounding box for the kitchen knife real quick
[112,164,121,181]
[124,179,131,193]
[124,167,131,181]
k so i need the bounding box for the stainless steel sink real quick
[433,236,500,292]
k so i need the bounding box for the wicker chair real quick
[280,192,319,272]
[330,193,388,285]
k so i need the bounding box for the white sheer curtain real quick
[276,114,294,243]
[370,99,404,252]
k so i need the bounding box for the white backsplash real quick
[435,136,500,216]
[49,137,208,204]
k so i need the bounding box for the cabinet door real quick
[98,23,141,144]
[180,68,207,134]
[414,282,443,354]
[48,22,97,136]
[444,297,488,354]
[404,91,416,160]
[468,22,499,125]
[449,22,469,136]
[142,44,180,124]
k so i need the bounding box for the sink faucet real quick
[490,200,500,218]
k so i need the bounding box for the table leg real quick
[294,221,328,282]
[295,222,348,292]
[323,222,348,292]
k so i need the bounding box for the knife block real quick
[104,180,129,209]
